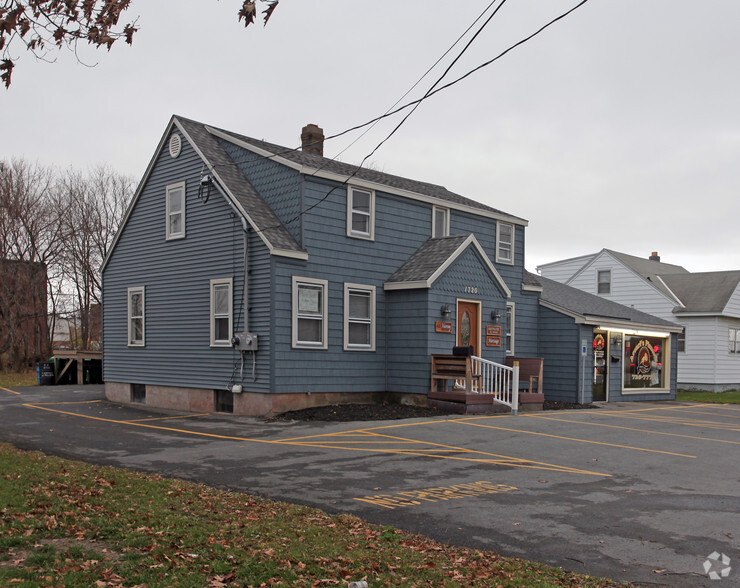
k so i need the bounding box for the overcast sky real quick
[3,0,739,273]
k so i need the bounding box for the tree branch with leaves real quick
[0,0,278,88]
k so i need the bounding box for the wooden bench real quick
[430,354,480,394]
[505,356,545,411]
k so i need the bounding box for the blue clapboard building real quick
[101,116,679,415]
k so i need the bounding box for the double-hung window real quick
[496,222,513,264]
[293,277,328,349]
[597,270,611,295]
[432,206,449,238]
[166,181,186,240]
[344,284,376,351]
[127,286,145,346]
[210,278,233,347]
[347,187,374,240]
[730,327,740,354]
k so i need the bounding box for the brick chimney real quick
[649,251,660,262]
[301,124,324,156]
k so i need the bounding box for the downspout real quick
[201,174,254,383]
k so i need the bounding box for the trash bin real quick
[37,362,55,385]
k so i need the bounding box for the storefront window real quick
[623,335,667,389]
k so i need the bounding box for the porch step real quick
[427,393,512,415]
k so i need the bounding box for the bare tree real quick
[58,164,132,349]
[0,158,61,367]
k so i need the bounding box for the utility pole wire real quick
[332,0,502,161]
[325,0,592,145]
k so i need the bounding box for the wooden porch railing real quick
[470,356,519,414]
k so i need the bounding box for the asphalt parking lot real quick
[1,383,738,587]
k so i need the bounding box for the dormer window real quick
[166,181,186,240]
[347,187,374,240]
[433,206,449,238]
[597,270,611,295]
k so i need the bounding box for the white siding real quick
[567,252,677,320]
[538,255,594,283]
[723,284,740,318]
[715,317,740,384]
[677,317,717,384]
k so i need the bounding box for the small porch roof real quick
[384,234,511,297]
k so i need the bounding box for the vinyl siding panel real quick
[568,253,676,320]
[537,307,585,403]
[714,317,740,385]
[676,317,718,384]
[723,284,740,318]
[538,255,594,283]
[103,129,271,393]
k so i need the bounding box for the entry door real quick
[457,301,480,356]
[592,331,607,401]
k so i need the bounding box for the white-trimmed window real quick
[166,181,186,240]
[344,284,376,351]
[127,286,145,347]
[496,222,514,264]
[730,327,740,354]
[292,277,328,349]
[506,302,515,355]
[210,278,233,347]
[432,206,449,238]
[677,329,686,353]
[347,186,374,240]
[597,270,611,295]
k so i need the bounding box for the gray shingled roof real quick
[604,250,688,300]
[538,275,680,329]
[660,271,740,314]
[386,235,471,284]
[176,116,305,255]
[208,124,526,223]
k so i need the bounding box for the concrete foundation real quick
[105,382,427,417]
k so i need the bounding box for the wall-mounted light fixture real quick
[611,334,622,346]
[440,304,451,319]
[491,310,501,323]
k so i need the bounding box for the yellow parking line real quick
[30,400,102,406]
[125,414,211,423]
[601,412,740,432]
[527,413,740,445]
[456,419,695,458]
[0,386,21,395]
[21,403,609,477]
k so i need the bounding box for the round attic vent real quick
[169,133,182,158]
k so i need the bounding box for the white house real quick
[538,249,740,392]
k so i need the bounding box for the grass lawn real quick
[677,389,740,404]
[0,372,38,388]
[0,444,621,587]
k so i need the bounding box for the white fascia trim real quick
[176,120,281,254]
[209,125,528,228]
[102,118,179,272]
[207,126,304,172]
[420,234,510,295]
[536,252,597,274]
[522,284,543,292]
[384,280,430,291]
[383,235,511,297]
[271,249,309,261]
[582,316,684,334]
[655,275,685,308]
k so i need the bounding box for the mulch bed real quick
[270,399,598,422]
